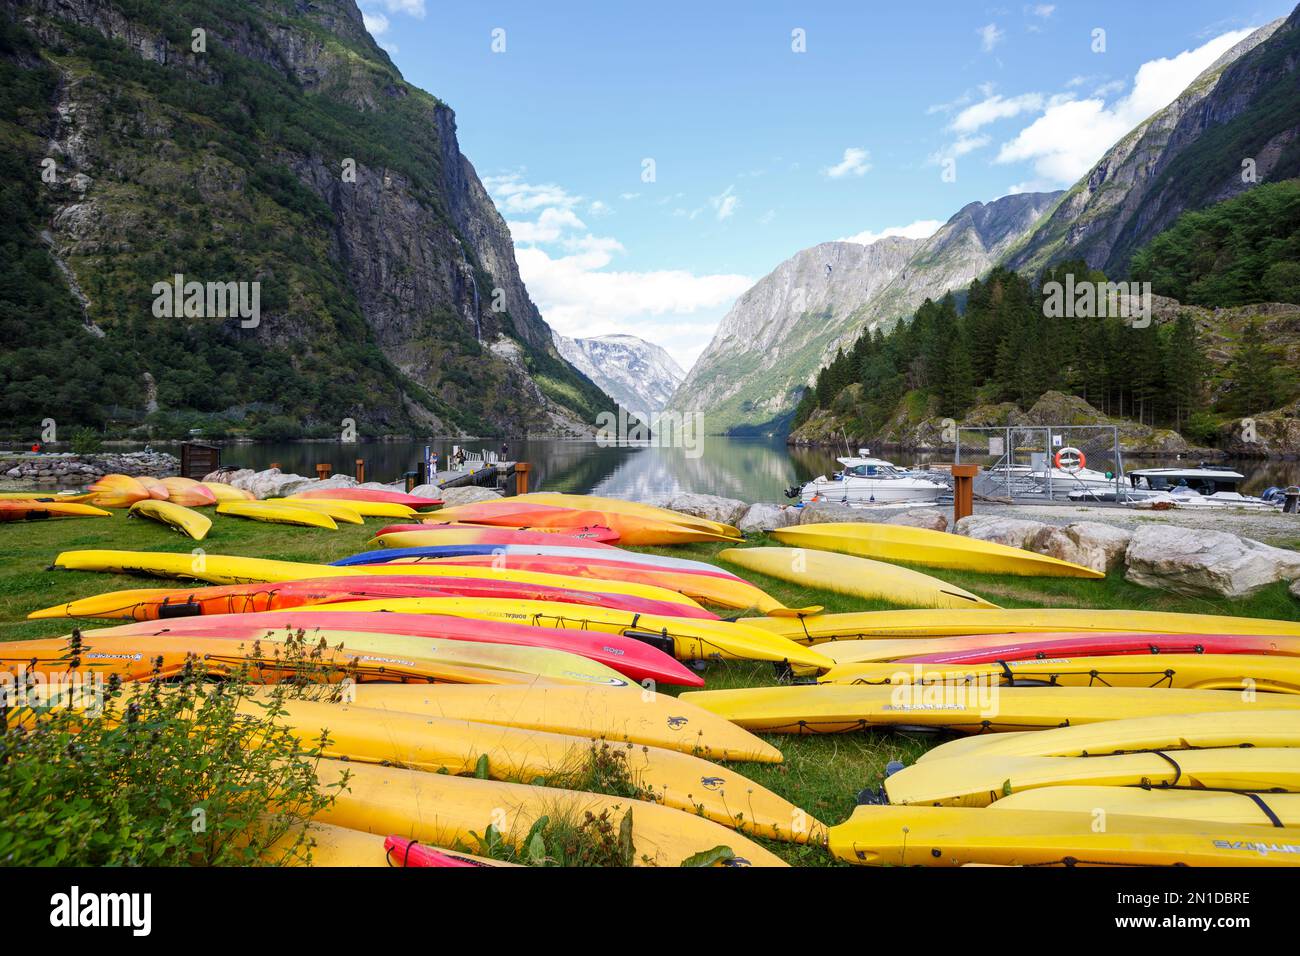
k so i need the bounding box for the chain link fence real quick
[952,425,1126,501]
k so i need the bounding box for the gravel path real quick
[978,501,1300,547]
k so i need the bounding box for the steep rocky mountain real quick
[0,0,613,438]
[1005,11,1299,276]
[670,191,1059,434]
[553,333,685,415]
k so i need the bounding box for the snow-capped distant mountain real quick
[553,333,686,414]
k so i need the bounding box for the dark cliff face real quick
[1,0,611,437]
[1005,11,1299,277]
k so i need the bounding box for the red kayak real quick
[373,524,620,546]
[95,609,704,686]
[899,632,1300,665]
[291,488,443,508]
[385,837,493,868]
[64,575,717,622]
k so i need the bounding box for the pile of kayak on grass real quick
[7,491,1300,867]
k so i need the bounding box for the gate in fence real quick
[952,424,1126,501]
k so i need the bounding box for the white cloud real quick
[483,173,582,215]
[824,147,872,179]
[840,219,945,246]
[587,200,612,217]
[977,23,1005,52]
[995,28,1253,186]
[490,173,753,370]
[709,185,740,220]
[758,209,776,225]
[1028,4,1055,18]
[618,192,640,201]
[362,11,390,35]
[950,93,1045,133]
[367,0,425,16]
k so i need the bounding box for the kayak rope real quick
[1244,793,1285,828]
[1148,749,1183,786]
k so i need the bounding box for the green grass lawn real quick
[2,511,1297,865]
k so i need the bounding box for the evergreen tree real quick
[1225,319,1280,414]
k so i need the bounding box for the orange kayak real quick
[291,488,443,508]
[86,473,151,508]
[0,500,112,521]
[434,501,738,546]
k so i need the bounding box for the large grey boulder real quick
[886,509,949,532]
[666,493,748,526]
[278,473,361,497]
[1124,526,1300,598]
[955,514,1049,550]
[203,467,253,485]
[438,486,504,506]
[738,502,800,534]
[796,501,874,524]
[1030,521,1132,574]
[232,468,312,500]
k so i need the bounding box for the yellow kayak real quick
[266,822,391,866]
[994,788,1300,828]
[198,482,254,502]
[329,682,782,763]
[719,547,998,610]
[915,710,1300,763]
[304,596,834,669]
[49,550,702,610]
[515,492,742,538]
[0,491,95,501]
[128,499,211,541]
[262,498,365,524]
[216,501,338,530]
[745,608,1300,644]
[245,696,813,841]
[820,653,1300,694]
[679,684,1300,734]
[886,747,1300,807]
[774,522,1105,579]
[829,805,1300,867]
[284,498,416,519]
[315,759,788,866]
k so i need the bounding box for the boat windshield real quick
[843,463,907,478]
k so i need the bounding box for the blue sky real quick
[359,1,1293,369]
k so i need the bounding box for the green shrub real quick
[1182,410,1223,447]
[69,426,103,455]
[0,638,343,866]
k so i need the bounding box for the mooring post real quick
[951,463,978,524]
[355,459,365,483]
[514,462,531,495]
[315,462,331,481]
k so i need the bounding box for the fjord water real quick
[217,438,1299,502]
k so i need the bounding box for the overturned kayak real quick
[744,608,1300,643]
[514,492,741,539]
[261,498,365,524]
[216,501,338,530]
[914,710,1300,762]
[91,608,706,686]
[679,684,1300,734]
[159,477,217,507]
[719,547,998,610]
[433,500,739,546]
[774,522,1105,579]
[0,500,111,521]
[819,653,1300,694]
[315,759,787,867]
[993,787,1300,828]
[828,805,1300,867]
[250,697,813,841]
[374,525,620,547]
[334,543,743,577]
[302,596,834,669]
[48,551,703,610]
[29,575,718,622]
[85,474,150,508]
[331,682,781,762]
[290,487,443,509]
[128,499,211,541]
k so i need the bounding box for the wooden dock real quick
[431,459,518,490]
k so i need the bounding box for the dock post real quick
[951,464,978,524]
[514,462,531,495]
[315,463,331,480]
[355,459,365,483]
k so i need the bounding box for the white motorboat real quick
[1123,466,1279,510]
[789,451,948,506]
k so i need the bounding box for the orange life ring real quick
[1054,447,1086,472]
